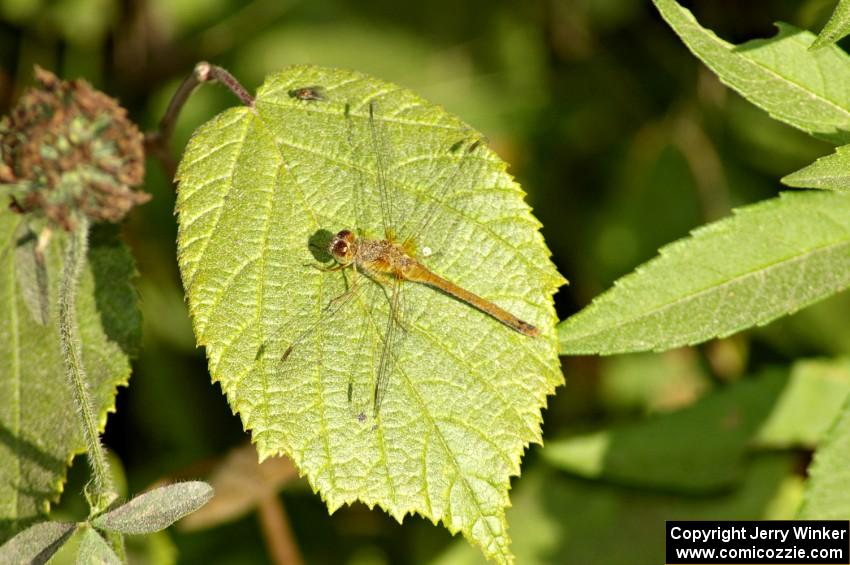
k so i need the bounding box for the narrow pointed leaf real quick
[782,144,850,191]
[812,0,850,50]
[91,481,213,534]
[559,191,850,355]
[0,521,75,565]
[654,0,850,143]
[797,396,850,518]
[0,210,140,543]
[77,526,120,565]
[175,65,563,562]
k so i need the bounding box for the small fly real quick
[288,86,326,101]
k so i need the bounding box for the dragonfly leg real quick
[325,267,359,308]
[308,262,346,272]
[367,272,407,330]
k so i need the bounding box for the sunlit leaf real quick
[812,0,850,50]
[175,65,563,562]
[0,211,139,543]
[782,144,850,191]
[654,0,850,144]
[797,396,850,519]
[559,191,850,355]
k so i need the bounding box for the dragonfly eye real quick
[332,239,348,256]
[330,230,355,262]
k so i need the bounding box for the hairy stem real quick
[58,217,116,510]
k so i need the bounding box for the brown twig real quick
[258,494,304,565]
[144,62,254,180]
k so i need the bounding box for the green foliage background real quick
[1,0,849,563]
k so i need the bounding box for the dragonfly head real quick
[330,229,357,265]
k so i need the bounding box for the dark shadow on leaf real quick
[0,520,76,561]
[0,423,65,543]
[0,517,39,545]
[88,224,141,358]
[0,490,63,545]
[0,423,65,477]
[32,524,75,563]
[308,229,334,263]
[254,343,266,362]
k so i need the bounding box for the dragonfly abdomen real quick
[402,261,540,337]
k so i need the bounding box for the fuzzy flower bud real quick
[0,67,148,230]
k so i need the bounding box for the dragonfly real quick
[279,93,539,422]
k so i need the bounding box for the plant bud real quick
[0,67,149,230]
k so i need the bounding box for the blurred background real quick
[2,0,849,563]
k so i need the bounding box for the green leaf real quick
[653,0,850,144]
[77,525,120,565]
[812,0,850,50]
[541,370,785,491]
[0,521,76,564]
[782,144,850,191]
[175,65,563,563]
[797,395,850,518]
[0,211,140,543]
[91,481,213,534]
[559,191,850,355]
[755,358,850,448]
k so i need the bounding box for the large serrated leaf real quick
[559,191,850,355]
[654,0,850,144]
[175,65,563,562]
[0,209,139,543]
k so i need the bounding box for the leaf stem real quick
[58,217,117,511]
[144,62,254,180]
[195,62,255,107]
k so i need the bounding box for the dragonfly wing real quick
[344,103,369,235]
[368,101,399,240]
[372,276,407,419]
[399,134,483,248]
[270,272,367,396]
